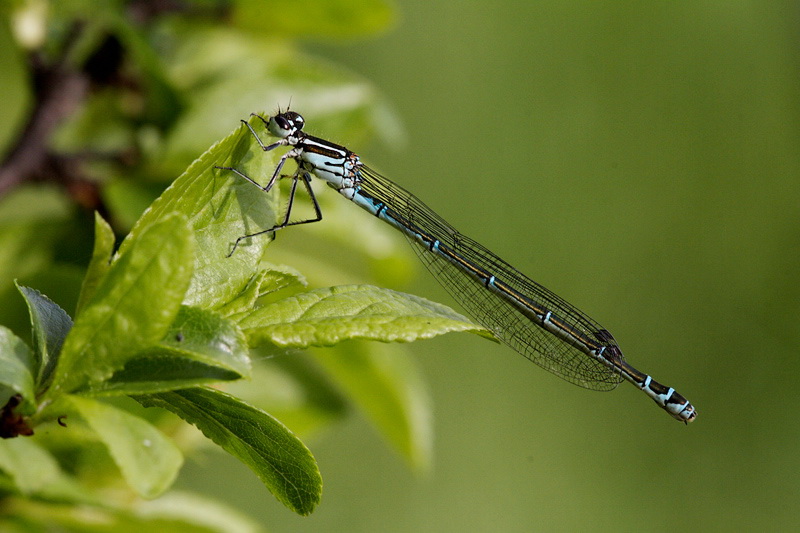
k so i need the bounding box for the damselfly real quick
[216,110,697,423]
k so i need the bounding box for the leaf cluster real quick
[0,1,488,529]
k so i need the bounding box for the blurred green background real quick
[3,1,799,531]
[177,1,800,531]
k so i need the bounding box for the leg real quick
[226,171,323,257]
[216,146,302,193]
[242,116,285,153]
[269,171,323,232]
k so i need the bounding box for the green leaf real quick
[4,490,262,533]
[0,326,36,414]
[47,214,195,398]
[110,13,185,129]
[160,306,250,374]
[127,115,282,311]
[68,395,183,499]
[0,439,94,502]
[103,179,166,230]
[233,0,395,39]
[95,306,251,395]
[225,357,347,439]
[0,15,30,158]
[0,437,61,495]
[313,343,432,470]
[15,283,73,392]
[214,270,266,318]
[75,212,116,316]
[258,264,308,294]
[238,284,488,348]
[0,186,72,317]
[220,264,306,318]
[127,491,263,533]
[134,387,322,516]
[97,355,242,396]
[159,27,401,177]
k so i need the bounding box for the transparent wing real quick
[357,164,623,391]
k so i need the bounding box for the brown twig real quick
[0,2,226,201]
[0,22,90,197]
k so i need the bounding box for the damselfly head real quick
[268,112,305,138]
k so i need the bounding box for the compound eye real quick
[292,114,305,131]
[268,114,295,138]
[269,111,306,138]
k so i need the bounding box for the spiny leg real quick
[242,114,281,152]
[219,166,323,257]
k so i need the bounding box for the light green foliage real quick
[0,437,94,501]
[313,342,433,471]
[47,214,196,397]
[238,284,485,348]
[74,213,115,315]
[0,0,489,526]
[69,395,183,499]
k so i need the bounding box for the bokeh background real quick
[178,2,800,531]
[2,1,799,531]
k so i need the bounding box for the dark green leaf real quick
[111,14,185,129]
[0,326,35,415]
[0,16,30,158]
[0,186,72,326]
[95,306,251,395]
[134,387,322,516]
[16,283,73,391]
[97,354,242,396]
